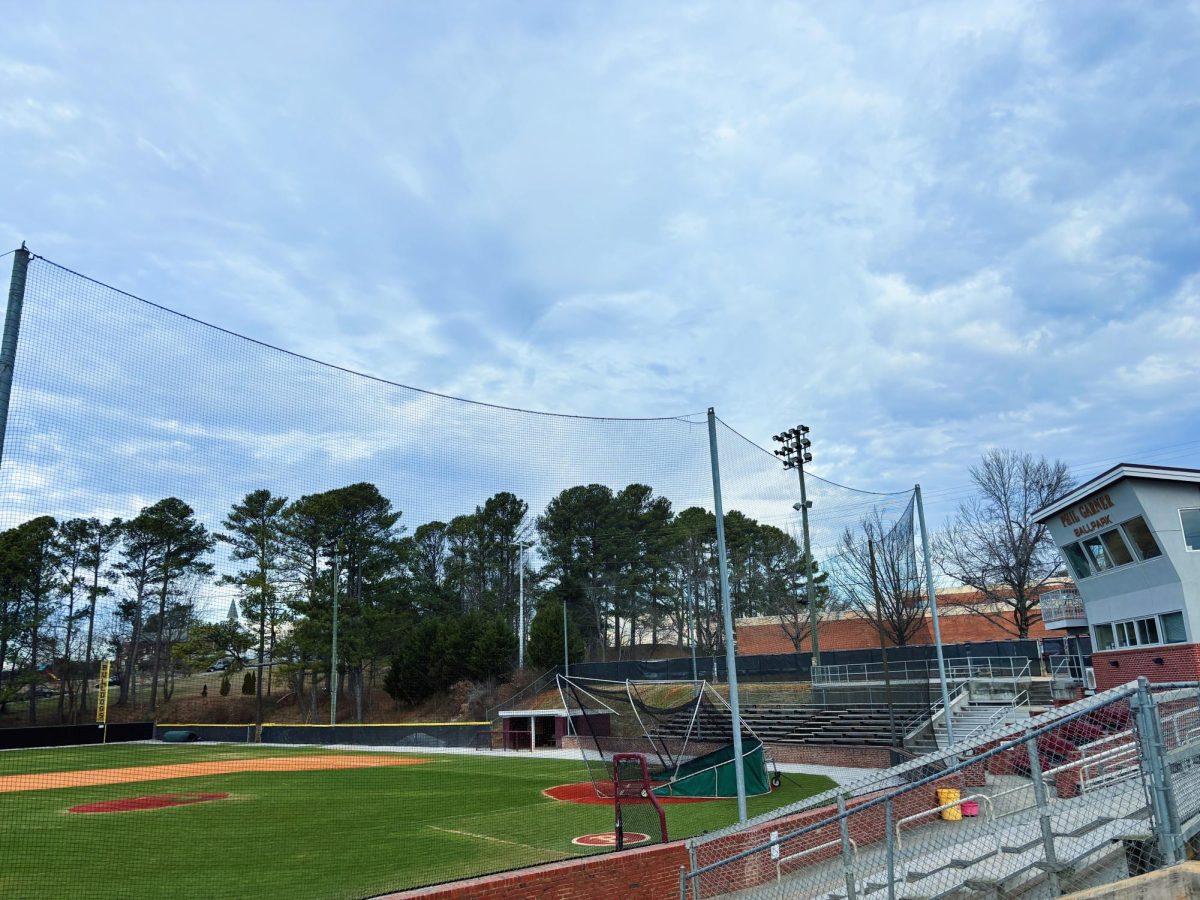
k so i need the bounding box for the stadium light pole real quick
[512,541,530,669]
[774,427,819,667]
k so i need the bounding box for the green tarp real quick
[653,737,772,798]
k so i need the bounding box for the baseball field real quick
[0,742,833,899]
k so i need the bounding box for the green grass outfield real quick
[0,743,834,899]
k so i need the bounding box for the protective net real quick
[612,753,668,849]
[559,675,774,799]
[0,251,915,897]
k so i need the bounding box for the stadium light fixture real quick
[773,426,819,666]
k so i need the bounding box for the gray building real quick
[1034,464,1200,690]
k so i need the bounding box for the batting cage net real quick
[0,249,918,897]
[612,752,668,850]
[559,675,776,800]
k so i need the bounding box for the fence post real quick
[0,244,30,468]
[885,796,896,900]
[687,843,699,900]
[1025,731,1062,896]
[837,792,858,900]
[1132,677,1181,866]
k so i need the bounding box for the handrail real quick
[775,837,856,882]
[902,680,968,743]
[895,794,994,852]
[815,656,1035,684]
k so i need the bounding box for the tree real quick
[834,501,927,647]
[526,595,585,670]
[936,449,1074,638]
[127,498,215,711]
[0,517,58,722]
[219,489,289,731]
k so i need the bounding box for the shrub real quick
[242,672,255,695]
[219,676,231,697]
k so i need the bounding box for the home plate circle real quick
[572,832,649,847]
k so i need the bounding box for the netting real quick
[612,752,669,849]
[0,251,916,897]
[559,675,775,800]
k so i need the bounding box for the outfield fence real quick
[682,677,1200,899]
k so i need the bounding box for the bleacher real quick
[658,702,930,748]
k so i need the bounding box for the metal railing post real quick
[1132,678,1181,865]
[885,796,896,900]
[837,792,858,900]
[1025,730,1062,896]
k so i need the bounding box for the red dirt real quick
[1,754,427,794]
[543,782,713,805]
[69,793,230,814]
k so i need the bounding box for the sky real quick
[2,0,1199,542]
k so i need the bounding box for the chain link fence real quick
[683,677,1200,899]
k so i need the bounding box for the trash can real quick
[937,788,962,821]
[961,800,979,817]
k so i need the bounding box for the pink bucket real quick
[960,800,980,818]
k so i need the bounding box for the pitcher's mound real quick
[69,793,230,814]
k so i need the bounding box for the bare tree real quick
[935,449,1074,638]
[833,500,927,647]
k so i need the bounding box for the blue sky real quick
[2,1,1199,540]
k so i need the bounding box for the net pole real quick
[562,598,569,676]
[0,244,30,468]
[706,408,747,822]
[915,483,954,744]
[330,544,339,726]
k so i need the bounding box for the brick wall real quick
[1092,644,1200,691]
[381,842,689,899]
[766,743,893,768]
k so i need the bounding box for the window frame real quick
[1092,611,1187,651]
[1120,515,1162,561]
[1181,508,1200,553]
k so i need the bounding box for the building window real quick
[1121,516,1162,561]
[1093,611,1187,651]
[1062,521,1149,578]
[1062,543,1092,580]
[1182,509,1200,552]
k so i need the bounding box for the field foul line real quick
[426,826,563,858]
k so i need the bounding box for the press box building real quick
[1034,464,1200,690]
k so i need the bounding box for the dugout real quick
[498,709,603,751]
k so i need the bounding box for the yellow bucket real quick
[937,788,962,821]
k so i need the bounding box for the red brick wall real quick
[1092,644,1200,691]
[766,743,893,768]
[381,842,689,899]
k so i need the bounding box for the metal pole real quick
[1133,677,1181,865]
[517,542,525,669]
[837,792,858,900]
[915,484,954,745]
[562,598,569,677]
[0,244,31,468]
[688,582,699,682]
[330,546,339,726]
[885,797,896,900]
[1025,730,1061,896]
[870,540,898,748]
[797,455,819,667]
[707,408,747,822]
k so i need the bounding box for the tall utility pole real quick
[774,426,819,666]
[0,244,31,468]
[512,541,529,669]
[707,408,747,823]
[330,543,339,726]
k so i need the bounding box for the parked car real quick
[207,658,233,672]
